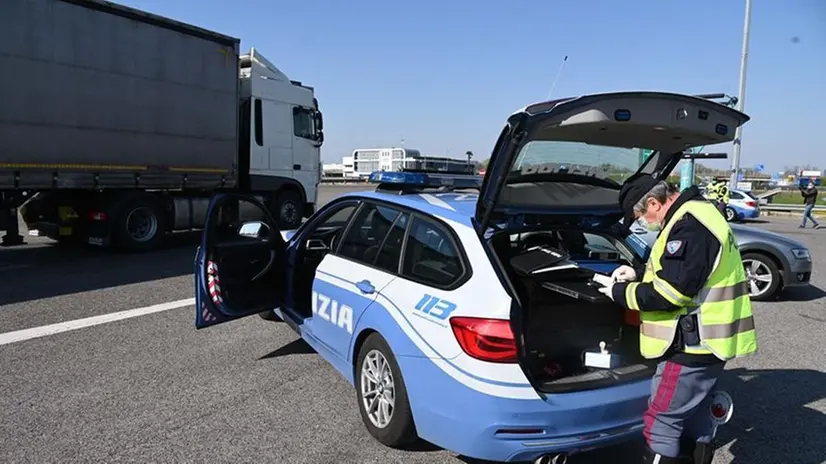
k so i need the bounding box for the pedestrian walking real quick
[799,182,822,229]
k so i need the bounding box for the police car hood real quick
[477,92,750,226]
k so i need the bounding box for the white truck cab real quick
[240,49,324,227]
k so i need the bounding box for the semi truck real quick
[0,0,324,252]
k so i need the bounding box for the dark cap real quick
[618,173,659,227]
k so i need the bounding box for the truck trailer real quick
[0,0,324,251]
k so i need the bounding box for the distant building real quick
[342,148,473,178]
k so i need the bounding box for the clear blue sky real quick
[122,0,825,172]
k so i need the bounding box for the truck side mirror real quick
[315,110,323,131]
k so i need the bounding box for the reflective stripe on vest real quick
[632,200,758,361]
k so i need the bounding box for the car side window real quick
[306,203,357,250]
[320,204,358,229]
[730,192,744,200]
[337,203,401,268]
[373,212,410,273]
[401,216,464,288]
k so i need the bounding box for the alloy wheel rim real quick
[360,349,395,428]
[743,258,772,297]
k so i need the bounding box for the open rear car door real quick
[476,91,751,230]
[195,194,287,329]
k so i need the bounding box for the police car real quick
[194,91,746,463]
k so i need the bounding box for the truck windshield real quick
[509,140,652,185]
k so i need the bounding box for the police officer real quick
[705,178,729,217]
[597,173,758,464]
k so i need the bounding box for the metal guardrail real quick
[755,188,782,199]
[761,203,826,212]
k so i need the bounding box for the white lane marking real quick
[418,193,456,211]
[0,298,195,347]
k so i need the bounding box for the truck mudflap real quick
[86,211,113,247]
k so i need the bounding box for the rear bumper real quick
[398,355,650,462]
[735,207,760,219]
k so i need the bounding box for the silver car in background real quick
[630,222,812,301]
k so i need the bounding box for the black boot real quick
[693,442,715,464]
[679,439,715,464]
[642,444,683,463]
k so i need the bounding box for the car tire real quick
[258,310,282,322]
[355,333,418,448]
[725,207,737,222]
[741,252,781,301]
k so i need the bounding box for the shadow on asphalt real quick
[738,219,771,224]
[258,337,316,360]
[716,367,826,464]
[781,285,826,302]
[0,232,200,306]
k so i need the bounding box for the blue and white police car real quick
[194,91,747,463]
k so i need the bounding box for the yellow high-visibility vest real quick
[624,200,758,360]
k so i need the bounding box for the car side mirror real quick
[239,220,268,239]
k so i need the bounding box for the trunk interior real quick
[491,228,657,394]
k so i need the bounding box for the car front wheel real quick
[355,333,418,448]
[741,252,781,301]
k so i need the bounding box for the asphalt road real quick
[1,185,825,464]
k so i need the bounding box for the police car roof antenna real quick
[546,55,568,100]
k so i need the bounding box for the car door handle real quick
[356,280,375,294]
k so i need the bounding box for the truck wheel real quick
[272,190,303,229]
[113,196,166,252]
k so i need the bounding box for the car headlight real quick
[791,248,811,260]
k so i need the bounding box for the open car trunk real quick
[491,228,656,394]
[475,91,750,393]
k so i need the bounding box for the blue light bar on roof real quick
[368,171,482,189]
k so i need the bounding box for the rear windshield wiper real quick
[506,171,622,189]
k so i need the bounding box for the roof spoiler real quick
[694,93,739,108]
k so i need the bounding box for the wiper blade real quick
[506,171,621,188]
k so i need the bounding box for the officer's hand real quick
[598,282,615,301]
[611,265,637,282]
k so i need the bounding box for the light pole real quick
[729,0,753,187]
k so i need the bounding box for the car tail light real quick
[89,211,107,221]
[745,200,756,207]
[450,317,518,363]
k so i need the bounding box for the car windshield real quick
[508,140,653,185]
